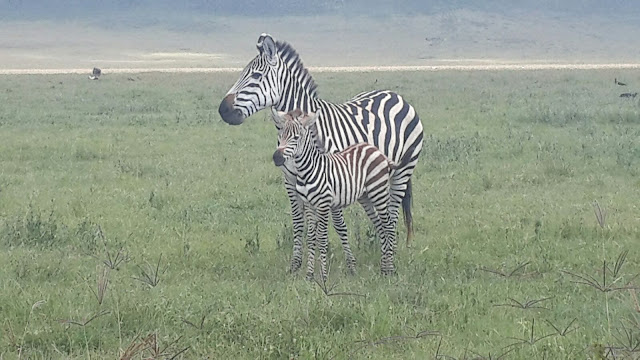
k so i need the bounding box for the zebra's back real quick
[313,143,393,210]
[314,89,423,166]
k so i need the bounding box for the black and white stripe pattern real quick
[218,34,424,275]
[272,110,358,276]
[273,110,408,280]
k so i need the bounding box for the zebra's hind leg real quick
[368,189,397,276]
[381,220,398,276]
[387,177,413,247]
[384,197,401,274]
[358,197,395,275]
[331,209,356,275]
[358,197,384,234]
[377,210,397,276]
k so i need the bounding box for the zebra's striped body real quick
[273,109,357,275]
[273,110,405,280]
[219,34,423,275]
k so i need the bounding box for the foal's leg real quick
[331,209,356,274]
[370,189,396,276]
[284,178,305,273]
[315,206,331,283]
[358,197,384,238]
[358,196,395,274]
[305,208,318,282]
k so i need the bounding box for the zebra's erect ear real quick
[301,112,319,128]
[271,107,286,129]
[257,33,277,66]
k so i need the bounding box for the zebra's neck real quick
[273,41,319,114]
[275,84,319,114]
[294,131,327,180]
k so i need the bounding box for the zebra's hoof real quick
[381,269,396,276]
[290,262,302,274]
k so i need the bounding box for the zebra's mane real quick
[276,41,319,98]
[309,124,327,153]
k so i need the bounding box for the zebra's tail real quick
[388,142,419,247]
[403,179,414,247]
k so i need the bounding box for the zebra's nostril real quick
[218,94,245,125]
[219,94,234,113]
[273,150,285,166]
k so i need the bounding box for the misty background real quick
[1,0,639,69]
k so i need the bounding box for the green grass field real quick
[1,69,639,359]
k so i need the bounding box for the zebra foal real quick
[271,107,357,276]
[272,110,413,281]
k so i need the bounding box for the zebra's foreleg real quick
[285,180,305,273]
[315,206,331,283]
[331,208,356,275]
[305,208,319,282]
[305,204,316,247]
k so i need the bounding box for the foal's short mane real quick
[282,110,326,154]
[309,124,327,154]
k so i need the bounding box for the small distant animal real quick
[89,67,101,80]
[425,36,444,46]
[620,92,637,98]
[615,78,627,86]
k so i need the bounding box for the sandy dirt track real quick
[2,63,640,75]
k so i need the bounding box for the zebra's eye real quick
[251,72,262,80]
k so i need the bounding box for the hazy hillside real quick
[2,0,639,23]
[1,1,639,69]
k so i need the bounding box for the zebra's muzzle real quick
[218,94,245,125]
[273,149,285,167]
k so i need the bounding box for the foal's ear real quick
[270,107,287,129]
[301,112,319,128]
[257,33,277,66]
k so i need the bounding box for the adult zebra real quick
[218,34,424,274]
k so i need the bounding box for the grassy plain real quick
[0,69,639,359]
